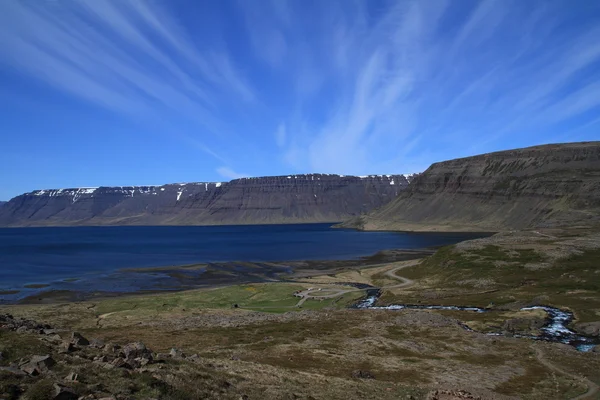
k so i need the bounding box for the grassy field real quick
[380,239,600,326]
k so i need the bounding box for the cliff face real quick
[0,174,415,227]
[339,142,600,231]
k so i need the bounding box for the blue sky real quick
[0,0,599,200]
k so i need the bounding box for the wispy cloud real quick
[0,0,256,161]
[249,0,600,173]
[275,123,286,147]
[1,0,598,184]
[216,166,248,180]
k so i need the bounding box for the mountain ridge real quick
[337,142,600,232]
[0,173,417,227]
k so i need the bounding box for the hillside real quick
[338,142,600,231]
[0,174,414,227]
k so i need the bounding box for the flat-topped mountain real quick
[0,174,416,227]
[338,142,600,231]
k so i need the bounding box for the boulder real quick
[71,332,89,346]
[110,357,130,369]
[52,383,78,400]
[104,343,120,354]
[574,322,600,337]
[93,355,108,363]
[351,370,375,379]
[20,355,56,376]
[46,334,63,343]
[169,348,186,359]
[122,342,153,368]
[89,338,105,349]
[123,342,151,359]
[59,341,76,354]
[65,372,79,382]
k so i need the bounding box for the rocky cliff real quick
[338,142,600,231]
[0,174,415,227]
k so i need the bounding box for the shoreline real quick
[3,248,435,306]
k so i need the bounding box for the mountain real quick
[0,201,5,207]
[0,174,416,227]
[338,142,600,232]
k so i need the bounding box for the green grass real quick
[95,283,306,315]
[94,282,368,317]
[381,245,600,325]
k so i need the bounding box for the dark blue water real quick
[0,224,485,298]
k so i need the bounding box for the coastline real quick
[3,248,436,306]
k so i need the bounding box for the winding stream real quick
[353,292,599,352]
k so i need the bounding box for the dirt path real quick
[533,346,599,400]
[383,261,418,288]
[293,260,419,306]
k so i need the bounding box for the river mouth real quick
[353,293,599,352]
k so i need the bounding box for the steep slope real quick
[0,174,415,227]
[339,142,600,232]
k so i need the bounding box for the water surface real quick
[0,224,486,300]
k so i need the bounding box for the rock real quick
[592,345,599,353]
[65,372,79,382]
[104,343,120,354]
[351,370,375,379]
[111,357,130,369]
[43,328,58,335]
[0,351,4,360]
[16,326,28,333]
[89,338,105,349]
[122,342,152,368]
[155,353,170,361]
[53,383,78,400]
[46,334,63,343]
[59,341,76,354]
[71,332,90,346]
[502,317,545,333]
[169,348,185,359]
[20,355,55,375]
[0,366,27,376]
[136,357,150,367]
[123,342,152,360]
[427,389,482,399]
[574,321,600,337]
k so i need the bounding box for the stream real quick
[353,292,599,352]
